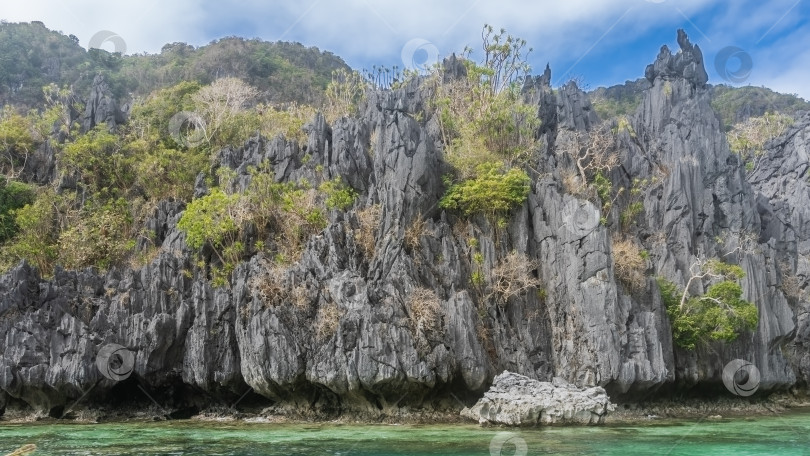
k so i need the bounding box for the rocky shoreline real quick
[2,393,808,426]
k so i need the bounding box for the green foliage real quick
[620,202,644,231]
[0,108,36,175]
[592,96,643,120]
[433,26,538,177]
[244,164,327,240]
[0,188,76,274]
[620,177,653,231]
[439,162,530,216]
[320,177,357,211]
[62,125,134,195]
[704,258,745,280]
[658,261,758,350]
[0,179,34,243]
[701,281,759,340]
[178,189,240,251]
[615,116,636,138]
[593,171,612,204]
[255,103,317,144]
[0,23,357,275]
[727,112,793,174]
[658,277,701,349]
[58,198,135,270]
[177,162,340,286]
[589,79,647,120]
[712,85,810,130]
[0,22,349,108]
[324,69,367,121]
[177,188,242,286]
[435,65,539,174]
[0,22,110,107]
[133,144,208,201]
[128,81,201,147]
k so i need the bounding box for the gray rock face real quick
[82,74,128,132]
[748,112,810,385]
[645,29,708,88]
[461,371,613,425]
[20,75,126,185]
[1,30,809,416]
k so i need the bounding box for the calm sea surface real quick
[2,410,810,455]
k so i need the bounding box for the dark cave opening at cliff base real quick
[87,375,230,419]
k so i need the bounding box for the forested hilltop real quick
[1,23,809,420]
[0,21,348,108]
[591,79,810,128]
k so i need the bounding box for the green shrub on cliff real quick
[0,188,74,274]
[0,179,34,243]
[727,112,793,175]
[178,162,357,287]
[657,259,758,350]
[434,26,538,222]
[58,198,135,270]
[439,162,530,216]
[432,32,539,177]
[320,177,357,211]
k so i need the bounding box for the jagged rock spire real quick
[644,29,708,88]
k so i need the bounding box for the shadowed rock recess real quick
[1,30,809,419]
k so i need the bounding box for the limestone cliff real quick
[1,30,808,417]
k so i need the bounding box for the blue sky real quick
[2,0,808,98]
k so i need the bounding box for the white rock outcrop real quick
[461,372,614,425]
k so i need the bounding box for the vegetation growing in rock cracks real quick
[0,73,324,277]
[439,162,530,216]
[176,161,351,287]
[558,125,619,194]
[657,259,758,350]
[434,25,538,219]
[727,111,793,176]
[323,68,367,122]
[0,178,34,244]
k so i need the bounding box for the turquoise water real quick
[2,411,810,455]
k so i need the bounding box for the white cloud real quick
[747,25,810,100]
[1,0,206,53]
